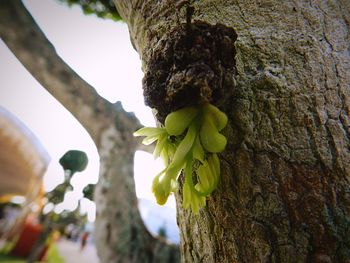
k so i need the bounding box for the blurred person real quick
[80,231,89,251]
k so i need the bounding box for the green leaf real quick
[82,183,95,201]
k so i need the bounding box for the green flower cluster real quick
[134,103,227,214]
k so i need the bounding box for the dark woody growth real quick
[143,21,237,123]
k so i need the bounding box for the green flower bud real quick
[203,104,228,131]
[200,117,227,153]
[152,172,171,205]
[165,107,199,135]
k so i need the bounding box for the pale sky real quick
[0,0,172,221]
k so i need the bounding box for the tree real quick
[58,0,121,20]
[27,150,88,263]
[0,1,179,263]
[59,149,89,174]
[113,1,350,262]
[82,183,95,202]
[1,1,349,263]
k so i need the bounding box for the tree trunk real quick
[0,1,179,262]
[94,115,179,262]
[116,0,350,262]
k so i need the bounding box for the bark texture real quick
[0,1,179,262]
[115,0,350,262]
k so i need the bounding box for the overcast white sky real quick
[0,0,170,221]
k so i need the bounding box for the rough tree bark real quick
[116,0,350,262]
[0,1,179,262]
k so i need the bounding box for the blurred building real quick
[0,106,50,239]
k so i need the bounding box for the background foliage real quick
[59,0,121,20]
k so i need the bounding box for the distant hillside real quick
[138,198,179,244]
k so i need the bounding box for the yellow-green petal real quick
[165,107,199,136]
[153,134,167,159]
[200,117,227,153]
[152,171,171,205]
[133,127,164,137]
[170,123,197,168]
[203,104,228,131]
[192,136,205,163]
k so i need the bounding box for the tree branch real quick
[0,0,139,143]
